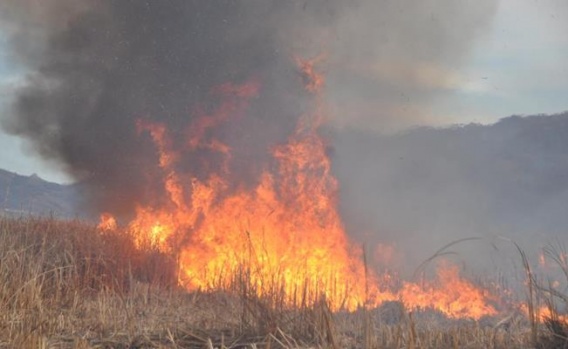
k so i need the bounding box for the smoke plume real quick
[0,0,499,218]
[332,112,568,277]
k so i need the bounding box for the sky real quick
[445,0,568,124]
[0,0,567,184]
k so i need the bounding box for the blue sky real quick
[0,0,567,183]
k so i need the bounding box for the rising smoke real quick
[332,112,568,279]
[0,0,499,223]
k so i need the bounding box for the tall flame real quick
[99,58,498,318]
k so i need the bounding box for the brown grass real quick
[0,215,561,348]
[533,242,568,348]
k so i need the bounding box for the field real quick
[0,216,566,349]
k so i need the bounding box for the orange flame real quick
[296,54,326,94]
[97,212,117,231]
[521,304,568,323]
[400,263,497,319]
[98,58,500,318]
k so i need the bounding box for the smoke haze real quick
[333,112,568,276]
[0,0,517,275]
[0,0,499,214]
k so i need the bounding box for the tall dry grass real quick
[0,215,555,348]
[0,216,179,347]
[529,242,568,348]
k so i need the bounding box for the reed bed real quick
[0,216,564,348]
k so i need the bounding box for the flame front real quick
[400,263,497,319]
[98,59,498,318]
[97,212,117,231]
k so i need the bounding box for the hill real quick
[332,111,568,267]
[0,169,82,218]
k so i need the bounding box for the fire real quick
[97,212,117,230]
[521,304,568,324]
[98,58,500,318]
[296,54,326,95]
[400,263,497,319]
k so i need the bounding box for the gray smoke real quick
[332,112,568,280]
[0,0,323,214]
[0,0,499,219]
[326,0,499,131]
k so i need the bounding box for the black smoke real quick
[0,1,339,215]
[0,0,499,218]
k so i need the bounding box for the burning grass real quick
[1,215,566,348]
[0,60,565,349]
[88,60,508,322]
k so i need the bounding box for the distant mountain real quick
[332,111,568,268]
[0,169,83,218]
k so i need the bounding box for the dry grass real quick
[532,242,568,349]
[0,215,563,348]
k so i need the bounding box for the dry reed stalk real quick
[0,216,551,348]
